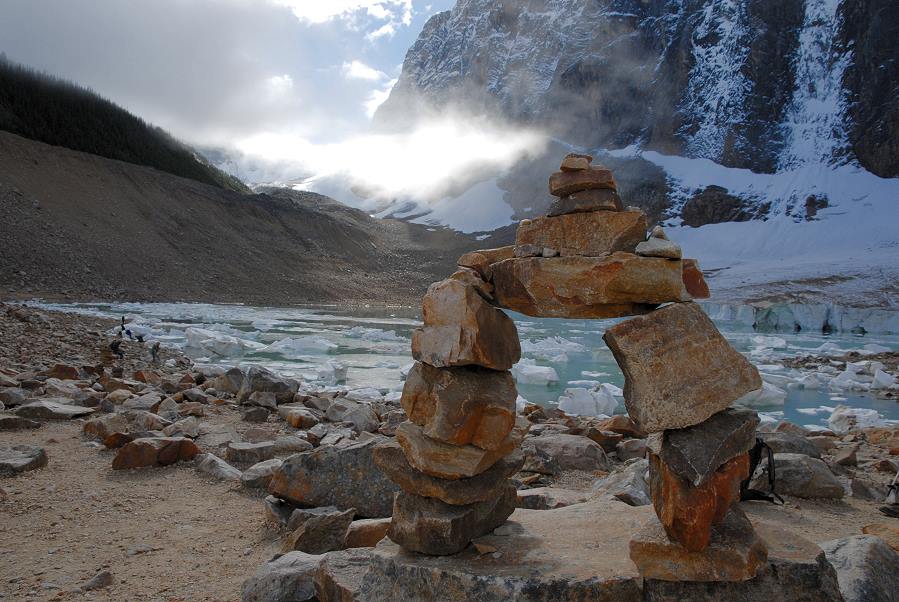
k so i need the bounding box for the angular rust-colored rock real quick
[648,452,750,552]
[548,188,624,216]
[630,507,767,582]
[374,440,523,505]
[41,364,80,380]
[603,302,761,432]
[111,437,199,470]
[549,165,616,197]
[492,253,686,318]
[401,362,516,450]
[448,267,494,300]
[596,414,647,438]
[395,419,527,480]
[515,210,647,257]
[683,258,711,299]
[387,482,517,556]
[344,518,391,548]
[412,279,520,370]
[457,246,515,280]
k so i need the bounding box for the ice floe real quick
[557,386,617,417]
[512,359,559,385]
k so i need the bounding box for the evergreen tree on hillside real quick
[0,55,247,193]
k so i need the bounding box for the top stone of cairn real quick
[549,153,617,197]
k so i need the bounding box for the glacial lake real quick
[28,301,899,430]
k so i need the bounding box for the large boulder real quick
[387,483,517,556]
[749,453,844,499]
[648,452,750,552]
[401,363,516,450]
[14,399,95,420]
[395,420,526,480]
[758,431,821,459]
[412,279,520,371]
[241,551,320,602]
[603,302,761,432]
[521,433,610,472]
[660,408,759,486]
[374,440,523,505]
[491,254,686,319]
[268,437,399,518]
[0,445,48,475]
[237,366,298,404]
[210,367,244,394]
[515,210,647,257]
[629,508,768,582]
[112,437,199,470]
[820,535,899,602]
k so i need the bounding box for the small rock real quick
[195,453,242,482]
[281,507,355,554]
[241,459,283,489]
[0,445,48,475]
[81,570,113,591]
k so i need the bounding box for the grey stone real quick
[238,366,298,404]
[226,441,275,464]
[162,416,200,438]
[287,505,341,532]
[388,483,517,555]
[661,408,760,486]
[241,406,270,423]
[0,415,41,430]
[0,445,48,475]
[273,436,313,456]
[241,551,320,602]
[0,387,28,406]
[269,437,399,518]
[759,431,821,458]
[241,458,283,489]
[195,453,242,481]
[591,458,651,506]
[81,571,113,591]
[636,237,682,259]
[14,399,95,420]
[182,387,209,404]
[281,507,355,554]
[750,453,844,499]
[521,434,610,472]
[516,487,589,510]
[247,391,278,411]
[616,438,647,462]
[121,392,162,411]
[821,535,899,602]
[212,367,244,395]
[315,548,372,602]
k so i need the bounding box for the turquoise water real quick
[27,301,899,429]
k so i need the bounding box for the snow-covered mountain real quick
[377,0,897,179]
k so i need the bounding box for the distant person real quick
[136,334,144,343]
[125,329,133,340]
[151,341,160,364]
[120,316,126,332]
[110,339,124,360]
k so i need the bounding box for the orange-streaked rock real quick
[515,210,647,257]
[111,437,199,470]
[549,166,616,196]
[457,246,515,280]
[401,362,516,450]
[560,155,591,171]
[648,452,750,552]
[412,279,520,370]
[491,253,687,318]
[682,258,711,299]
[629,506,767,582]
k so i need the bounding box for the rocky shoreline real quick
[2,265,899,597]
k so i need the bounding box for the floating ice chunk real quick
[185,327,265,357]
[315,361,348,385]
[828,405,889,434]
[374,361,400,369]
[756,412,780,427]
[512,359,559,385]
[870,369,896,390]
[582,371,610,378]
[796,407,821,416]
[400,362,415,380]
[863,343,890,354]
[520,336,586,361]
[515,395,529,412]
[557,386,617,417]
[566,380,600,388]
[345,326,407,342]
[760,372,796,388]
[260,336,337,356]
[599,383,624,397]
[752,335,788,349]
[814,342,844,354]
[794,373,827,390]
[829,369,869,391]
[733,382,786,408]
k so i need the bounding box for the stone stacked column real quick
[374,275,527,555]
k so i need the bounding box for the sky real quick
[0,0,454,146]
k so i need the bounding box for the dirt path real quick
[0,421,280,602]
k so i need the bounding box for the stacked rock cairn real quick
[376,153,766,574]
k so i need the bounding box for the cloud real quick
[342,60,388,81]
[366,23,397,41]
[364,79,398,117]
[272,0,413,26]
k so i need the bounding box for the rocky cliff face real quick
[377,0,897,178]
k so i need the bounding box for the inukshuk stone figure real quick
[378,153,765,575]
